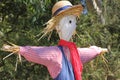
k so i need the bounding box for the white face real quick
[56,15,77,41]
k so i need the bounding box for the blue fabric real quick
[80,0,88,14]
[53,5,72,16]
[54,46,75,80]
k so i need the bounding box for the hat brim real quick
[54,5,83,17]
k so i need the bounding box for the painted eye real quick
[69,20,72,24]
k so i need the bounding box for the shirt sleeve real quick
[77,46,103,64]
[19,46,62,78]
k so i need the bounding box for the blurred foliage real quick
[0,0,120,80]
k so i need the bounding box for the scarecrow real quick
[1,1,108,80]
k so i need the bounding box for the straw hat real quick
[41,0,83,39]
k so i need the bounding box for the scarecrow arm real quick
[1,45,62,66]
[1,45,62,78]
[78,46,108,64]
[19,46,62,66]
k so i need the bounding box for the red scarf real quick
[58,39,83,80]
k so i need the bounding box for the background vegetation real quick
[0,0,120,80]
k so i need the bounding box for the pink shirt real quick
[19,46,102,78]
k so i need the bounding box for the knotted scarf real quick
[58,39,83,80]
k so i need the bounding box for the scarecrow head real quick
[42,1,83,41]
